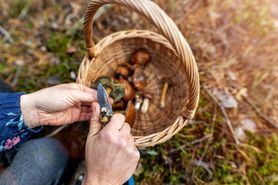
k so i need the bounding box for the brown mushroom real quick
[131,48,151,65]
[112,100,126,110]
[133,67,146,91]
[115,65,131,78]
[105,87,112,96]
[125,101,136,127]
[114,110,126,115]
[118,78,136,101]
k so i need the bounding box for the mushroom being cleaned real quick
[91,76,125,102]
[131,48,151,65]
[125,101,136,127]
[118,78,135,101]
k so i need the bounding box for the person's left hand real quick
[20,83,98,128]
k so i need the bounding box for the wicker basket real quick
[77,0,200,147]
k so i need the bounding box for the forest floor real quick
[0,0,277,184]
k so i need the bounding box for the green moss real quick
[0,63,7,73]
[47,33,72,61]
[198,95,208,107]
[245,133,278,184]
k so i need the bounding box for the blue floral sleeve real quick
[0,93,42,153]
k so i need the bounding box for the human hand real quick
[20,83,97,128]
[83,102,140,185]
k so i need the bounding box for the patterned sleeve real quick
[0,93,42,153]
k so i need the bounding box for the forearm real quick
[0,92,42,153]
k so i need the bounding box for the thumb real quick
[88,102,101,137]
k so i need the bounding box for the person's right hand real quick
[83,102,140,185]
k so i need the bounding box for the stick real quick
[46,125,68,138]
[242,95,277,129]
[11,65,23,87]
[203,86,240,144]
[170,134,212,153]
[0,25,14,43]
[17,0,33,20]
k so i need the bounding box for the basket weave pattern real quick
[77,0,200,147]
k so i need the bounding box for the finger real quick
[119,122,131,138]
[65,83,114,104]
[81,106,92,113]
[67,83,97,94]
[108,97,114,104]
[70,90,97,103]
[78,113,92,122]
[81,102,93,107]
[88,102,101,137]
[127,135,139,153]
[104,114,125,131]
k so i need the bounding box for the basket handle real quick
[83,0,200,119]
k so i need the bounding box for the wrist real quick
[83,175,114,185]
[20,94,39,128]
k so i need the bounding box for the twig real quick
[253,171,266,185]
[203,86,240,144]
[188,120,209,126]
[17,0,33,20]
[192,159,213,180]
[242,95,277,129]
[46,125,68,137]
[170,134,212,154]
[0,25,14,43]
[11,65,23,87]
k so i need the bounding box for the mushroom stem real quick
[160,82,169,109]
[141,98,150,113]
[135,94,143,111]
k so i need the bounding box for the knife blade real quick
[97,83,113,124]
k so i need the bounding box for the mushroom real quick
[160,82,169,109]
[132,66,146,91]
[114,110,126,114]
[131,48,151,65]
[91,76,111,89]
[109,85,125,102]
[91,76,125,102]
[112,100,126,110]
[115,65,131,79]
[105,87,112,96]
[134,94,143,111]
[125,101,136,127]
[118,78,136,101]
[141,98,150,113]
